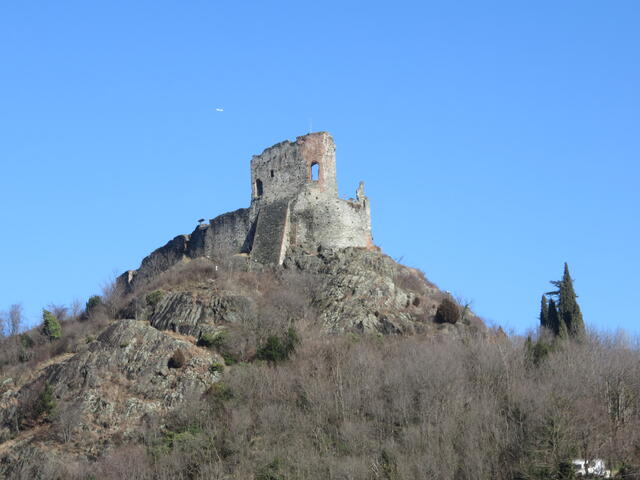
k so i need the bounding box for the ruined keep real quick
[119,132,373,291]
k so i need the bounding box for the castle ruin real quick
[119,132,373,290]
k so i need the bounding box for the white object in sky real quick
[216,108,224,112]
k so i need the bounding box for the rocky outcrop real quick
[124,246,483,338]
[282,247,448,334]
[148,291,255,337]
[0,319,222,466]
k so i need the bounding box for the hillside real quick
[0,245,489,478]
[1,132,639,479]
[3,246,640,479]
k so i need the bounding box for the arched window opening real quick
[270,170,274,178]
[311,162,320,181]
[255,179,263,197]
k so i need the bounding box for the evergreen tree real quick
[546,263,585,339]
[558,263,584,337]
[539,295,549,330]
[547,298,567,337]
[41,309,62,341]
[35,382,56,418]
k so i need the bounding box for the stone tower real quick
[250,132,338,205]
[248,132,371,265]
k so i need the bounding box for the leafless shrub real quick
[0,311,5,340]
[46,303,69,323]
[52,400,82,443]
[5,327,640,479]
[393,268,431,293]
[132,328,640,479]
[8,303,23,336]
[137,258,221,296]
[102,275,127,319]
[93,445,151,480]
[69,299,83,320]
[0,299,110,379]
[0,305,24,368]
[6,261,640,480]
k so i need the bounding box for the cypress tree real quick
[42,310,62,341]
[547,298,566,337]
[539,295,549,330]
[558,263,584,338]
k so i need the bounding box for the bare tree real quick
[0,310,6,339]
[101,272,126,319]
[69,299,83,320]
[46,303,68,323]
[9,304,22,336]
[0,304,24,365]
[52,400,82,444]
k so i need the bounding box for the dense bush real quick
[198,330,239,365]
[145,290,164,308]
[34,382,56,419]
[85,295,102,312]
[19,333,34,349]
[256,327,299,363]
[41,310,62,340]
[209,362,224,374]
[434,298,460,324]
[198,331,225,349]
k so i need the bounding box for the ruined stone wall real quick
[120,234,190,291]
[201,208,254,259]
[119,208,255,292]
[289,190,372,251]
[250,199,290,265]
[250,132,337,205]
[187,208,255,260]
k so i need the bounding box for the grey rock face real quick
[148,291,255,337]
[0,319,221,462]
[283,247,442,333]
[125,247,476,338]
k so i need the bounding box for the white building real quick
[572,459,611,478]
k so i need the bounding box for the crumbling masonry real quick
[119,132,373,291]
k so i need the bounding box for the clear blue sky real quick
[1,1,638,334]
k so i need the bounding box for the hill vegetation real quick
[0,255,637,479]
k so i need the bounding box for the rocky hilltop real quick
[0,134,486,478]
[0,245,484,478]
